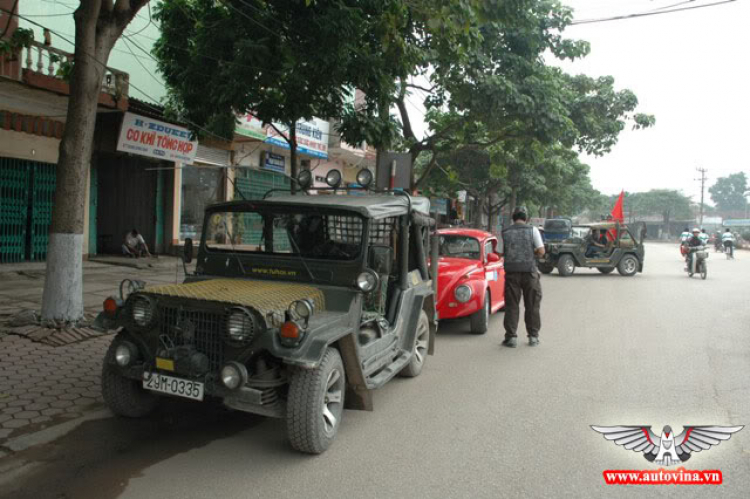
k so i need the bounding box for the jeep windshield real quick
[204,208,363,261]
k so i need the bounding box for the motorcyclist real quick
[699,228,709,245]
[722,229,735,259]
[685,228,704,271]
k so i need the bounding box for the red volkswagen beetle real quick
[436,228,505,334]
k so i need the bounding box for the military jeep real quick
[96,169,437,454]
[537,221,645,277]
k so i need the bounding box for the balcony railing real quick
[0,40,129,100]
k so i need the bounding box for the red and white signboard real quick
[117,112,198,164]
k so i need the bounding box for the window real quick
[484,241,494,263]
[180,166,223,241]
[439,235,480,260]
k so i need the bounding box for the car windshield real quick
[439,235,481,260]
[544,219,571,232]
[204,209,364,261]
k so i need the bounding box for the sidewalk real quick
[0,256,189,451]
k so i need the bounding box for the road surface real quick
[1,243,748,498]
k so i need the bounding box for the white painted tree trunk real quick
[40,233,83,322]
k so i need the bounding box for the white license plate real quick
[143,372,204,401]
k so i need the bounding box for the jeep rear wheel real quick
[597,267,615,274]
[557,255,575,276]
[101,338,158,418]
[287,347,345,454]
[617,255,638,276]
[400,310,430,377]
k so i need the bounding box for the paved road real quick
[2,243,748,498]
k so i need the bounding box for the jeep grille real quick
[158,305,225,372]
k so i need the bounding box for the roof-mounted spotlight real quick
[326,169,342,188]
[297,169,312,190]
[356,168,373,189]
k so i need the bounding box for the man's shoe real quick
[502,337,517,348]
[529,337,540,347]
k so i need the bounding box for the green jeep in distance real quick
[538,221,645,277]
[95,170,437,454]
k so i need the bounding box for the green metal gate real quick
[0,158,57,263]
[234,169,291,250]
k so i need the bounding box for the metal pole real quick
[389,160,397,190]
[696,167,707,226]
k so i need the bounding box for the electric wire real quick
[571,0,737,25]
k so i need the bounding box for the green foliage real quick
[0,27,34,57]
[154,0,409,141]
[628,190,692,222]
[709,172,748,213]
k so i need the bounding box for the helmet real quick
[692,228,700,233]
[511,206,528,221]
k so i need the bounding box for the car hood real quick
[143,278,326,328]
[437,257,482,303]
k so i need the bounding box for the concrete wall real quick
[0,128,59,163]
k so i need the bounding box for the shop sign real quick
[263,152,286,173]
[430,198,448,215]
[117,112,197,164]
[723,219,750,227]
[266,118,329,159]
[235,114,266,140]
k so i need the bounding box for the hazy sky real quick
[409,0,750,203]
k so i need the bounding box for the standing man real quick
[499,207,545,348]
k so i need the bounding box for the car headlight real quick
[454,285,472,303]
[226,307,256,344]
[356,269,379,293]
[131,296,154,327]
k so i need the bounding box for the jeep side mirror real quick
[368,245,392,275]
[183,238,193,264]
[487,252,500,263]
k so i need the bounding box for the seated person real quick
[122,229,151,258]
[585,229,607,258]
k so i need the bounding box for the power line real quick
[570,0,737,25]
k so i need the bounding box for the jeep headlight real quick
[226,307,256,344]
[288,299,314,321]
[131,296,154,327]
[454,285,472,303]
[356,269,379,293]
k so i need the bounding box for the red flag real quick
[607,190,625,242]
[611,190,625,222]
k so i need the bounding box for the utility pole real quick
[695,167,708,226]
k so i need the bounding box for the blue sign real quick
[263,153,285,173]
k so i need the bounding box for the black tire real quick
[101,339,158,418]
[557,255,575,276]
[617,255,638,276]
[700,261,707,280]
[597,267,615,274]
[469,294,490,335]
[538,263,554,274]
[401,310,431,376]
[287,347,345,454]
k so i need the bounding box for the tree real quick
[338,1,654,193]
[154,0,408,188]
[709,172,748,214]
[42,0,150,323]
[633,189,692,235]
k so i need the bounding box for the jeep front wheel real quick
[287,347,345,454]
[557,255,575,276]
[101,338,159,418]
[617,255,638,276]
[400,310,430,376]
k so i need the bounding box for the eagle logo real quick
[591,425,744,467]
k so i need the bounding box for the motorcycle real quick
[685,247,708,280]
[714,239,724,253]
[724,242,734,260]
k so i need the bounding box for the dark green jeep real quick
[95,170,437,454]
[537,221,645,277]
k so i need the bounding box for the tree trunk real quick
[508,186,518,219]
[289,121,298,194]
[41,2,143,322]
